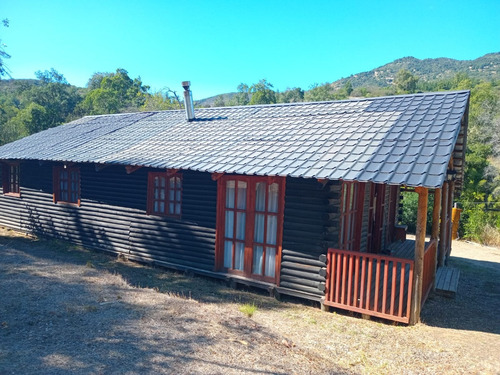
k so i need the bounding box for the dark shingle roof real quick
[0,90,469,189]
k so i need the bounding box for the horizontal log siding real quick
[281,178,337,297]
[0,162,217,271]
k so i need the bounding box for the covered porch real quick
[322,183,455,325]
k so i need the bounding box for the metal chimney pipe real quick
[182,81,195,121]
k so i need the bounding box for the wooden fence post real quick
[410,187,428,325]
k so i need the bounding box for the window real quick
[339,181,365,251]
[147,171,182,218]
[53,166,80,205]
[2,163,20,197]
[217,176,285,283]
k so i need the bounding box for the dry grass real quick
[478,224,500,247]
[1,227,499,374]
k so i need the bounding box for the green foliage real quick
[0,18,10,78]
[234,83,250,106]
[395,69,418,94]
[213,95,226,107]
[141,92,178,111]
[239,303,257,318]
[278,87,304,103]
[78,69,149,115]
[400,192,434,234]
[249,79,276,105]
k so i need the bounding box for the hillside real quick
[332,53,500,89]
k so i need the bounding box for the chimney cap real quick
[182,81,191,91]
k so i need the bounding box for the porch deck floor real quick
[387,239,429,260]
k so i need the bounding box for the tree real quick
[79,68,149,114]
[394,69,418,94]
[234,83,250,106]
[278,87,304,103]
[35,68,69,85]
[304,83,335,102]
[343,80,353,96]
[249,79,276,105]
[214,95,226,107]
[0,18,11,78]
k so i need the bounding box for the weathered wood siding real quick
[0,161,217,271]
[280,178,337,298]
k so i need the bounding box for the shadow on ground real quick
[421,255,500,334]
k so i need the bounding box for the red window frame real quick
[147,171,182,218]
[53,166,81,205]
[215,175,286,284]
[2,163,20,197]
[339,181,365,251]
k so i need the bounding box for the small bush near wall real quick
[400,191,434,234]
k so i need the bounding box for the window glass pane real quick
[236,212,246,240]
[225,180,235,208]
[224,241,233,268]
[254,213,265,243]
[169,177,175,189]
[234,242,244,270]
[161,188,165,200]
[176,177,181,189]
[154,188,159,200]
[255,182,266,212]
[252,245,263,275]
[266,215,277,245]
[265,247,276,277]
[236,181,247,209]
[268,183,279,213]
[168,189,174,201]
[161,177,165,188]
[154,176,159,188]
[169,202,174,214]
[175,203,181,215]
[154,201,158,212]
[160,202,165,213]
[225,211,234,238]
[176,190,181,202]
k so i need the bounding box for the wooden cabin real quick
[0,88,469,325]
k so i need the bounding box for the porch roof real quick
[0,90,469,189]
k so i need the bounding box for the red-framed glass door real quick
[216,175,285,283]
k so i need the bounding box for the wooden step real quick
[435,266,460,298]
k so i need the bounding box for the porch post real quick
[446,180,455,263]
[431,188,441,240]
[438,182,449,267]
[409,186,428,325]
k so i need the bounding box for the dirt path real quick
[0,228,499,374]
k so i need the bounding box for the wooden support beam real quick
[166,168,179,177]
[446,180,455,263]
[431,188,441,240]
[125,165,142,174]
[211,172,224,181]
[409,186,428,326]
[438,182,449,267]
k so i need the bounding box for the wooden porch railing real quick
[324,248,414,323]
[421,239,437,305]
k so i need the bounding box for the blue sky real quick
[1,0,499,99]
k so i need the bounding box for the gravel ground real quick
[0,228,499,374]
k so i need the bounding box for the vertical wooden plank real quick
[382,260,388,314]
[341,253,347,304]
[406,263,414,321]
[366,258,373,310]
[431,188,441,240]
[410,187,428,325]
[347,254,353,305]
[353,255,360,308]
[398,262,405,317]
[438,182,448,267]
[359,256,366,309]
[390,260,397,316]
[374,259,380,312]
[335,252,342,303]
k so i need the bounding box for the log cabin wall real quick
[280,177,339,299]
[0,161,218,272]
[359,182,372,252]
